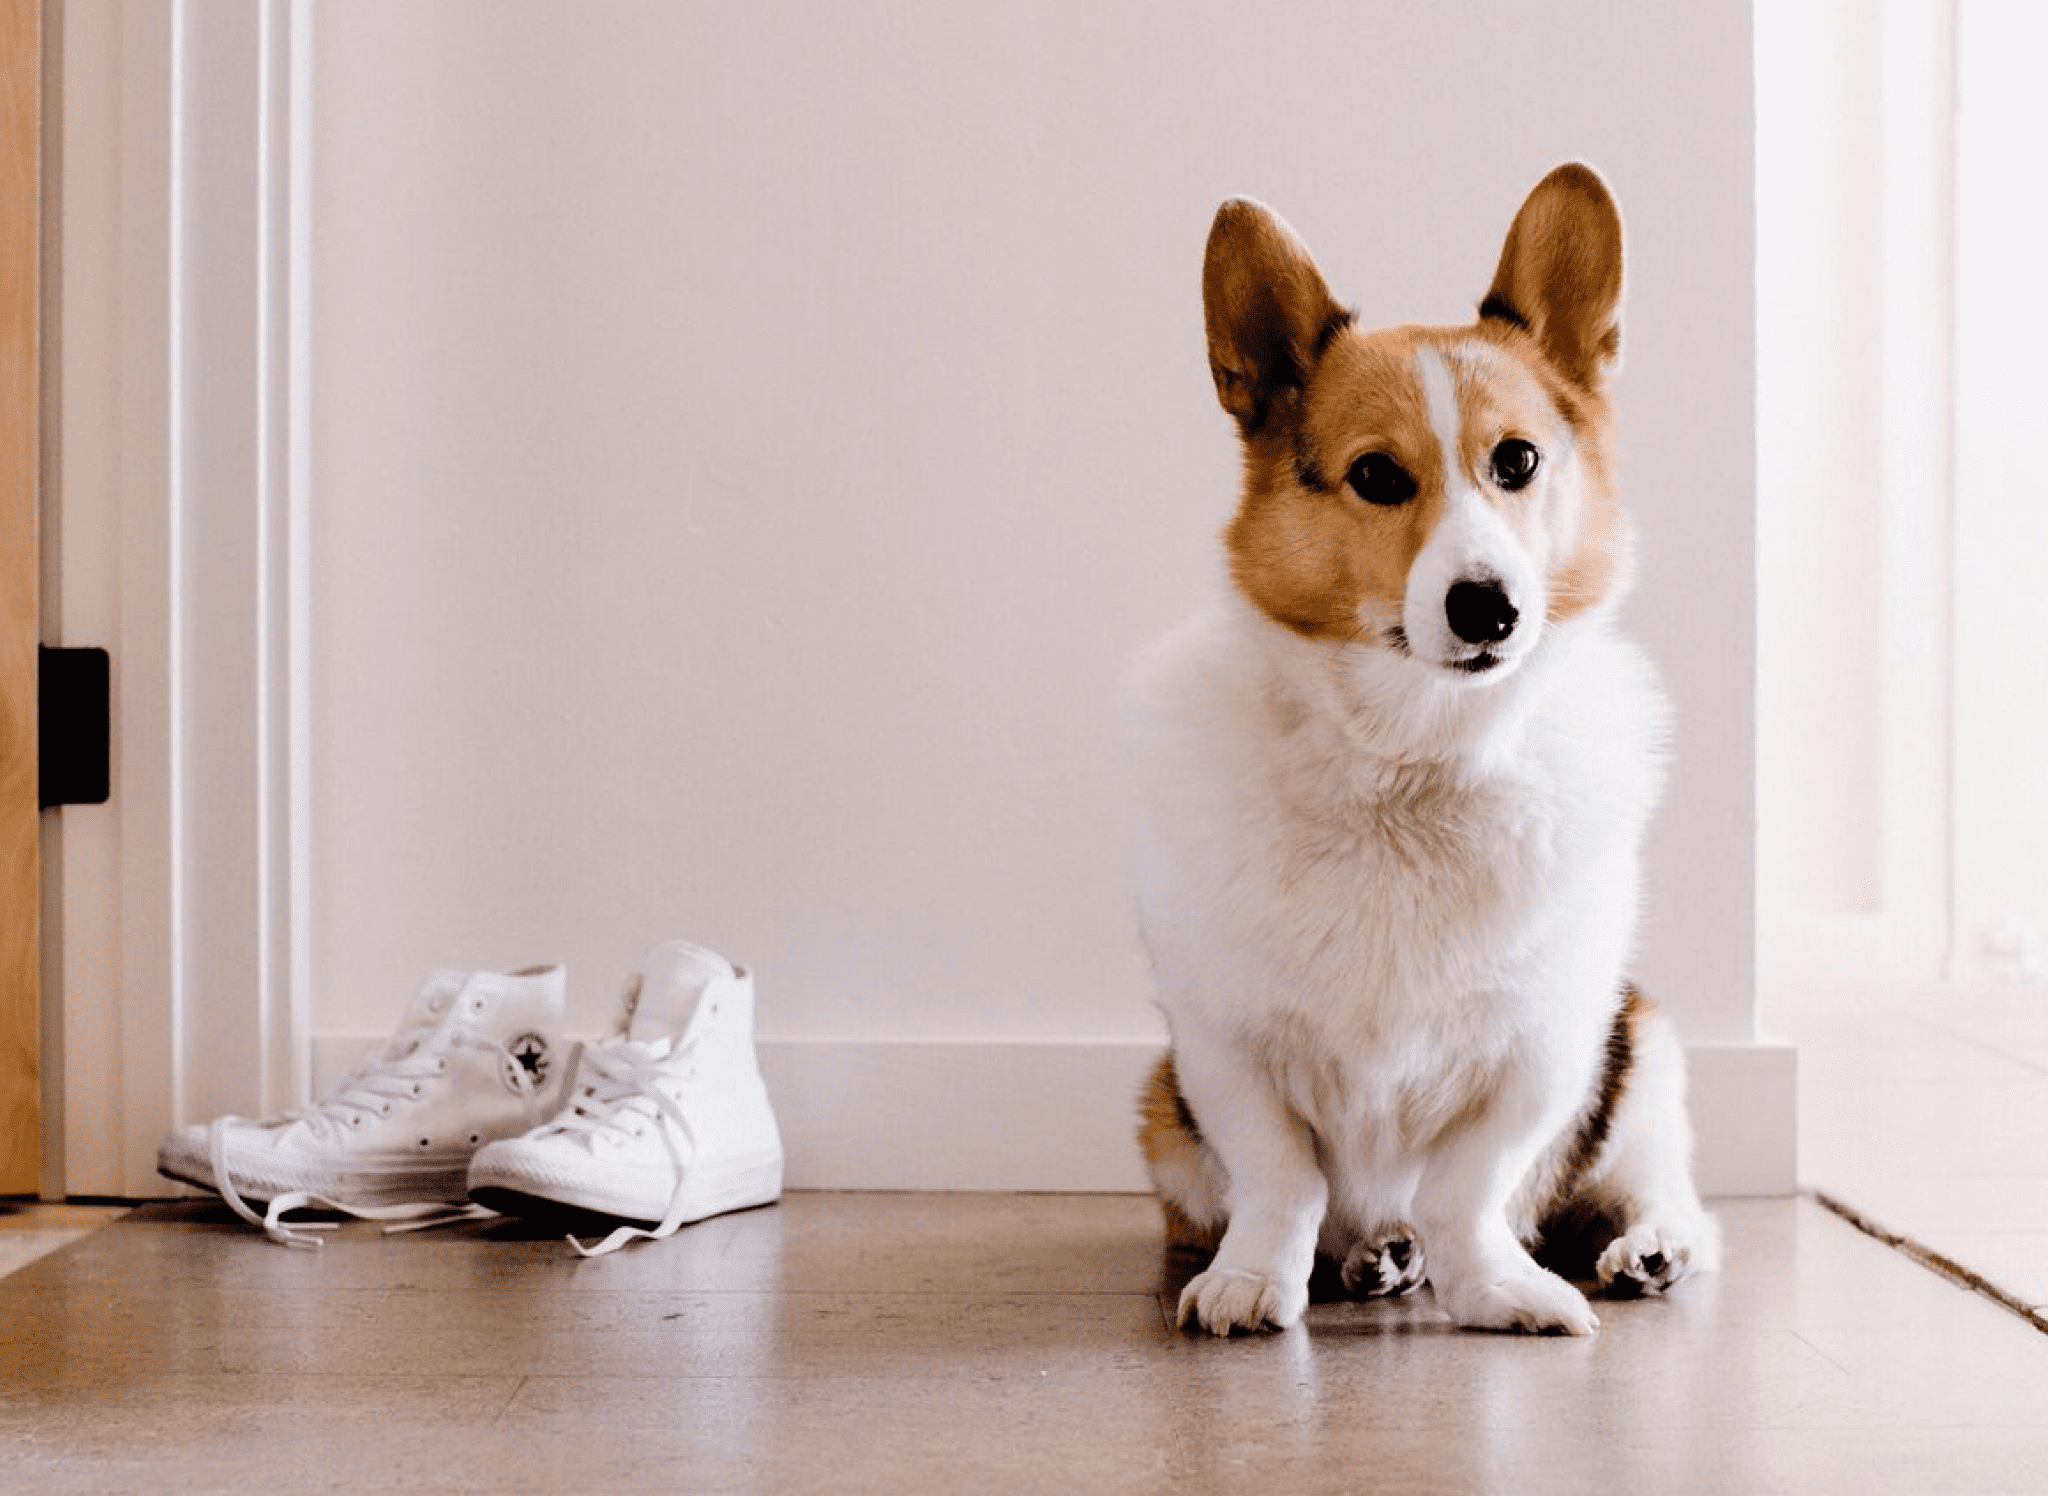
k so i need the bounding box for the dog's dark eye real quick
[1490,438,1540,491]
[1346,452,1418,507]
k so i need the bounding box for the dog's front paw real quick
[1597,1215,1715,1299]
[1339,1233,1426,1298]
[1437,1264,1600,1336]
[1176,1267,1308,1336]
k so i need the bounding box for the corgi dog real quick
[1133,164,1717,1337]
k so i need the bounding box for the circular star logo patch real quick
[502,1031,551,1094]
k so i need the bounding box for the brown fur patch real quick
[1137,1052,1225,1252]
[1223,329,1440,641]
[1553,984,1645,1202]
[1467,320,1632,626]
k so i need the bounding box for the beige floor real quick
[0,1199,129,1279]
[7,983,2048,1494]
[1,1189,2044,1495]
[1771,984,2048,1324]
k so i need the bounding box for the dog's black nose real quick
[1446,580,1518,645]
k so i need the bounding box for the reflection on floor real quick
[3,1191,2045,1494]
[8,983,2045,1492]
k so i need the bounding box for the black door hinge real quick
[39,646,111,809]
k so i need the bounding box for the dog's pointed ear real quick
[1203,199,1346,433]
[1480,164,1624,390]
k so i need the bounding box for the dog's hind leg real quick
[1338,1231,1427,1298]
[1137,1050,1227,1253]
[1576,993,1721,1297]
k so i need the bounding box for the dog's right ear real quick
[1203,199,1346,434]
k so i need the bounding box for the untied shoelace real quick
[546,1034,704,1259]
[208,1028,553,1250]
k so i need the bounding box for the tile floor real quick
[1,1190,2045,1494]
[0,1199,129,1280]
[5,983,2048,1494]
[1769,983,2048,1325]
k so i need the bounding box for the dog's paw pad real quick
[1339,1234,1427,1299]
[1176,1267,1306,1336]
[1597,1223,1698,1298]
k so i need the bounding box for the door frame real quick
[1,0,40,1196]
[46,0,313,1198]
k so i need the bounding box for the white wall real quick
[51,0,1783,1194]
[1951,0,2048,985]
[310,0,1759,1037]
[301,0,1773,1190]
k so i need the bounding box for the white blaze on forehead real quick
[1416,344,1465,485]
[1400,341,1547,670]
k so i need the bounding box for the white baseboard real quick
[1685,1039,1800,1196]
[756,1039,1161,1192]
[312,1035,1796,1197]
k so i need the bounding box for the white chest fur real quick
[1133,594,1665,1143]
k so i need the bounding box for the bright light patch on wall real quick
[1953,0,2048,984]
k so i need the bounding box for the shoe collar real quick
[382,965,566,1060]
[622,942,745,1044]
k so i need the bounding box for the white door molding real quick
[52,0,313,1195]
[1754,0,1959,998]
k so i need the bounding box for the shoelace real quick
[545,1038,702,1258]
[208,1029,552,1250]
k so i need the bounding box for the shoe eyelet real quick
[417,1137,432,1150]
[467,1133,482,1146]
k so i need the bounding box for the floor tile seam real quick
[1810,1189,2048,1336]
[1902,1014,2048,1082]
[1788,1328,1853,1376]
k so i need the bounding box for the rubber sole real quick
[467,1154,783,1232]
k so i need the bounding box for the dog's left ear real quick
[1480,164,1623,391]
[1203,198,1347,434]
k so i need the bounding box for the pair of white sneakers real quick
[155,940,783,1257]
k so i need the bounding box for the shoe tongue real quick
[625,943,735,1042]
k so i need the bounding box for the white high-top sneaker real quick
[157,965,575,1247]
[466,940,784,1256]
